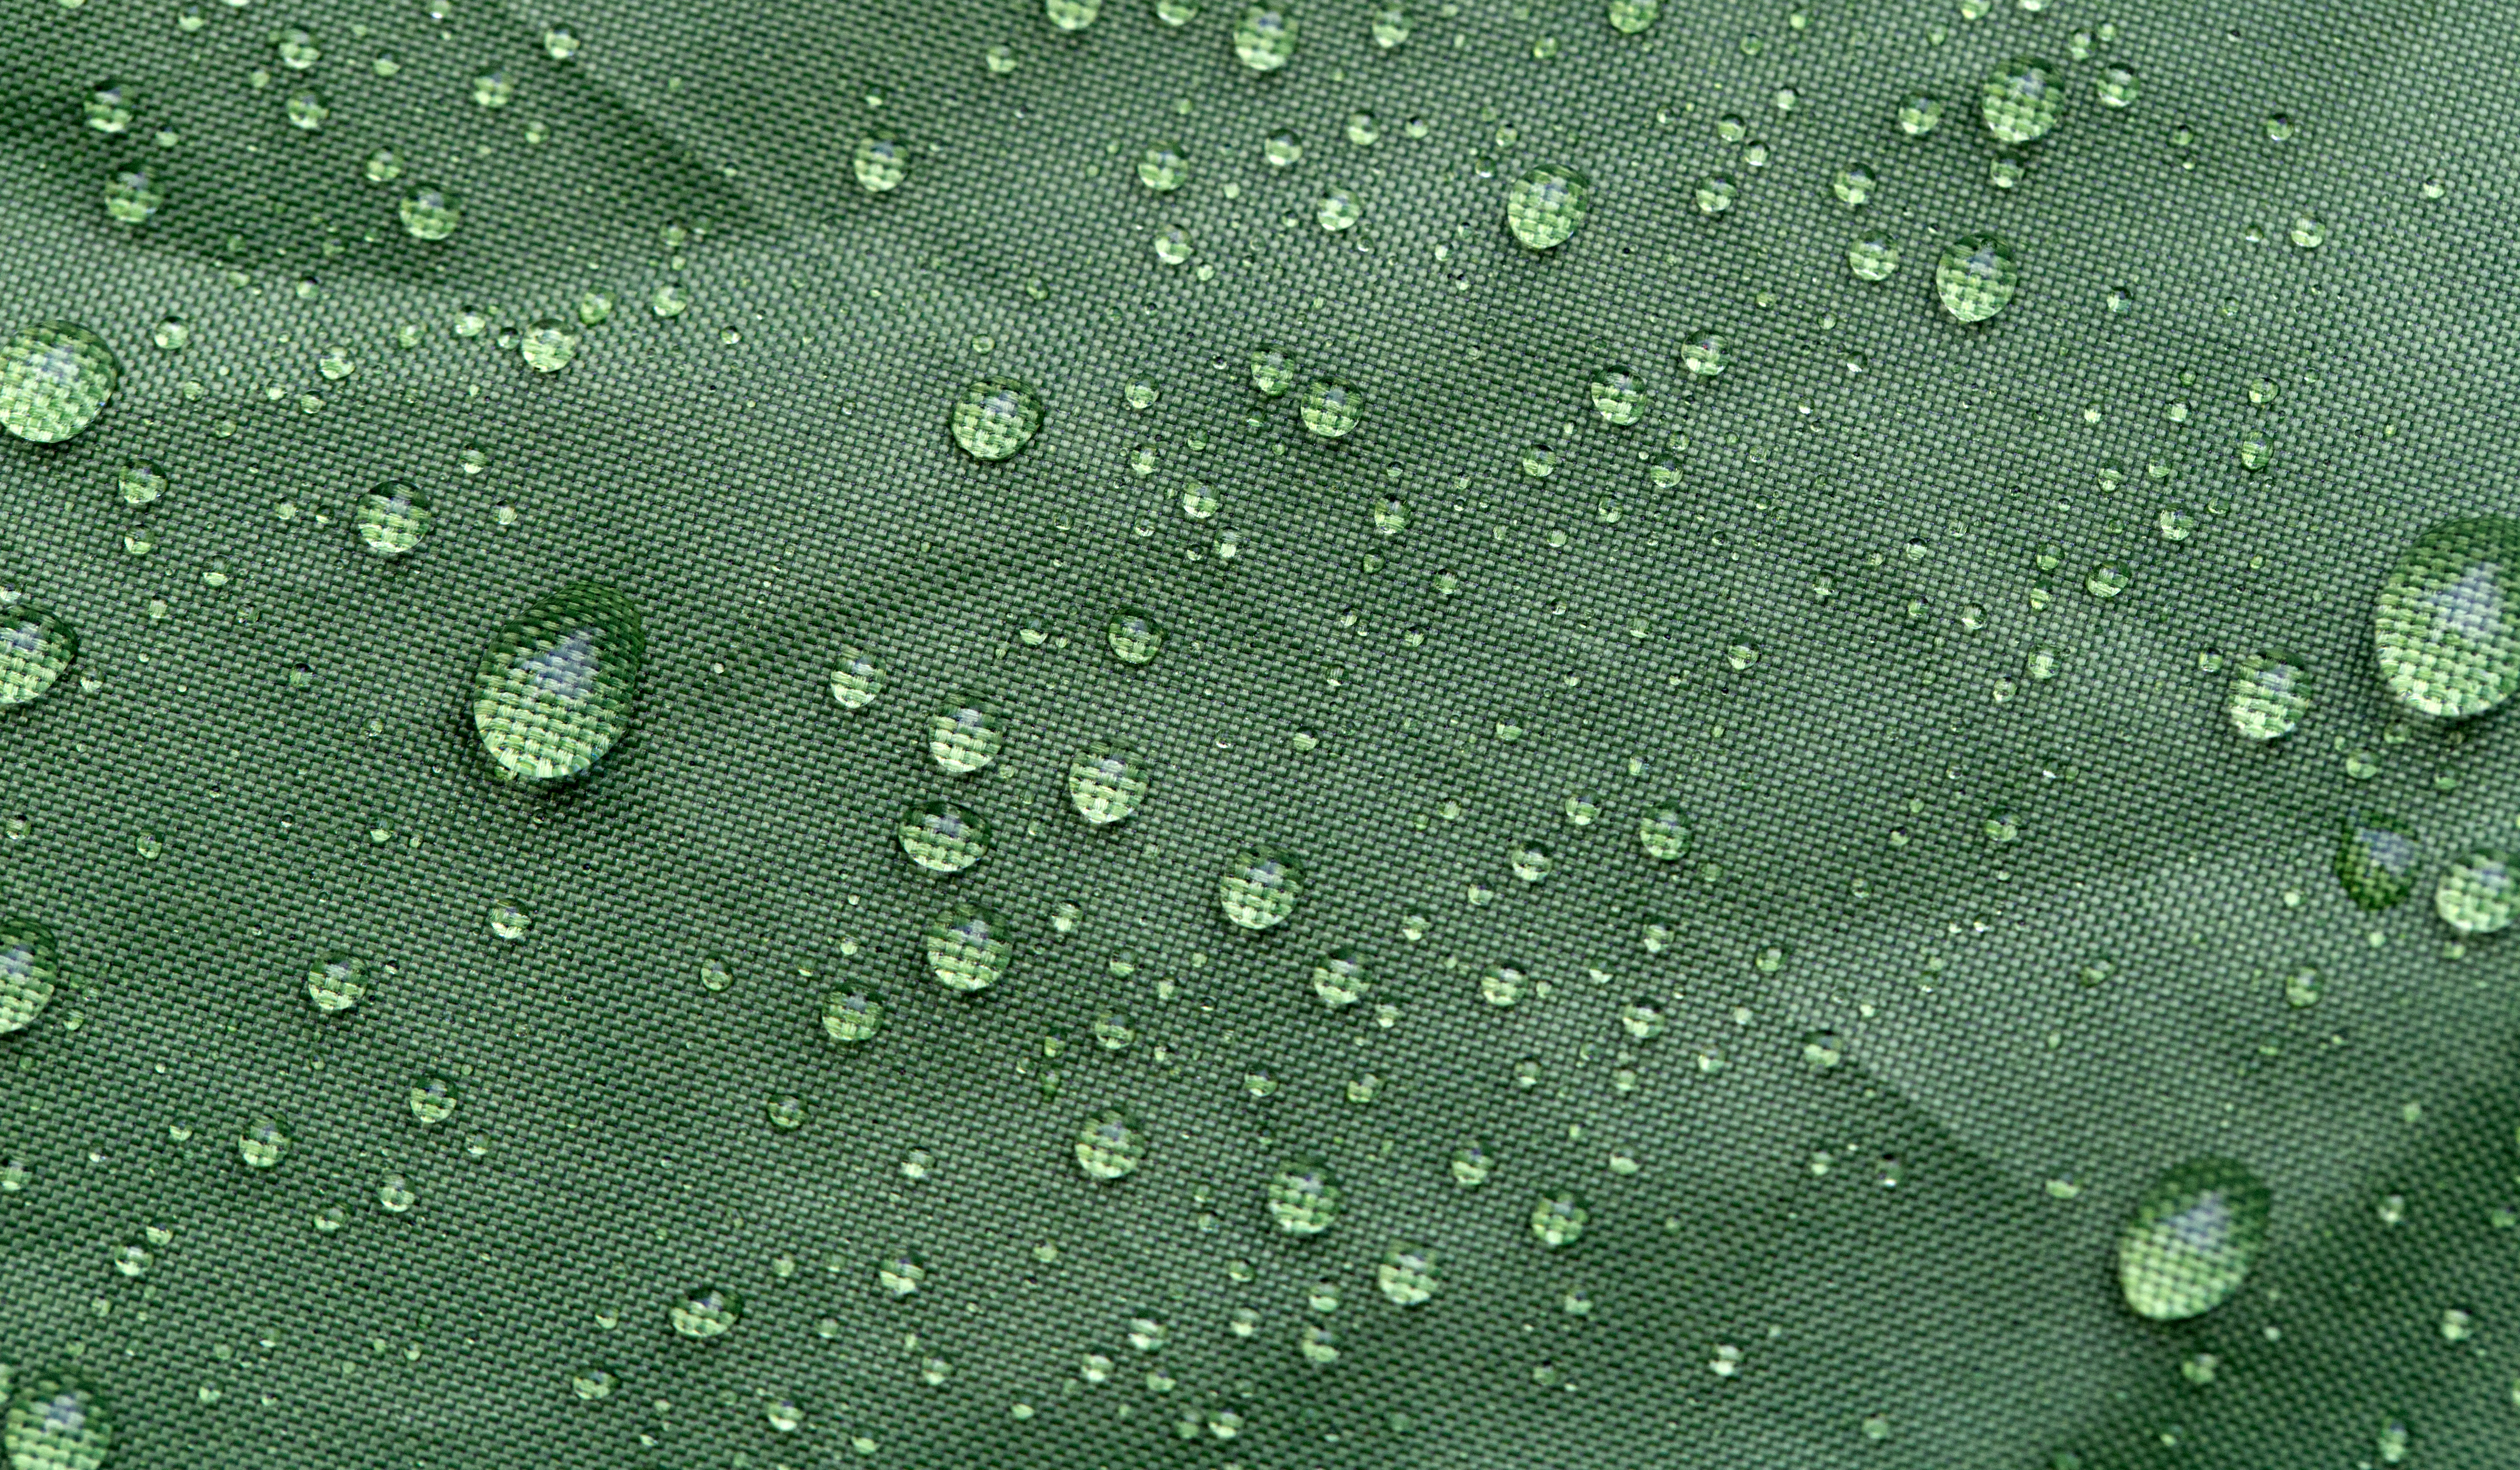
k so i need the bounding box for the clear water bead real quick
[471,584,645,782]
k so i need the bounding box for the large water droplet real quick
[0,604,78,705]
[1846,233,1900,280]
[1074,1107,1144,1178]
[2334,812,2419,912]
[1219,847,1304,929]
[1298,378,1363,438]
[0,323,118,443]
[1311,947,1368,1006]
[105,168,162,223]
[1980,57,2061,143]
[471,583,645,782]
[0,918,58,1034]
[2225,655,2308,741]
[828,647,886,709]
[1068,741,1149,824]
[854,134,906,193]
[1589,366,1642,424]
[1638,802,1692,860]
[898,801,992,872]
[670,1287,741,1338]
[2,1377,111,1470]
[1530,1191,1588,1247]
[1267,1156,1342,1234]
[86,81,134,134]
[950,378,1043,460]
[355,482,432,557]
[2437,850,2515,935]
[1046,0,1099,29]
[1606,0,1657,33]
[926,903,1011,990]
[1505,165,1590,250]
[1107,606,1165,663]
[2373,516,2520,720]
[238,1113,290,1168]
[1936,234,2018,322]
[822,982,886,1042]
[2117,1158,2270,1320]
[1378,1241,1438,1303]
[1249,345,1295,396]
[928,694,1004,774]
[1232,4,1296,70]
[408,1075,458,1125]
[398,185,461,241]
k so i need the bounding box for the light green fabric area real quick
[0,0,2515,1463]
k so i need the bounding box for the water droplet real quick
[1681,332,1727,377]
[1897,92,1943,135]
[2329,810,2419,912]
[670,1287,741,1338]
[826,647,885,710]
[1378,1242,1439,1303]
[1369,2,1409,45]
[1180,481,1219,518]
[1846,233,1900,280]
[1480,962,1529,1006]
[1219,847,1304,930]
[238,1114,290,1168]
[2373,516,2520,719]
[1103,606,1166,664]
[354,481,432,557]
[2225,655,2309,741]
[1232,4,1296,70]
[305,952,371,1012]
[542,23,580,59]
[1832,163,1874,205]
[1074,1108,1144,1179]
[1298,378,1363,438]
[1262,129,1303,169]
[0,603,77,708]
[1693,174,1736,215]
[2289,215,2325,249]
[407,1075,457,1126]
[2437,850,2515,935]
[0,322,118,443]
[103,166,163,223]
[2084,564,2128,599]
[1315,187,1360,232]
[276,26,320,67]
[649,284,688,317]
[1936,234,2018,322]
[1980,57,2060,143]
[928,693,1004,774]
[1267,1157,1342,1234]
[1584,366,1643,425]
[950,377,1042,460]
[896,801,992,873]
[0,919,58,1034]
[1154,223,1191,264]
[85,80,134,134]
[519,318,578,374]
[925,903,1011,992]
[1638,802,1692,860]
[2117,1158,2271,1320]
[1505,165,1590,250]
[398,185,461,241]
[1531,1192,1588,1247]
[471,583,645,782]
[1046,0,1099,27]
[2096,65,2138,108]
[3,1377,111,1470]
[1068,741,1149,824]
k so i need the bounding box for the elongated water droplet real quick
[0,604,78,705]
[471,583,645,782]
[0,918,58,1034]
[670,1288,741,1338]
[2334,812,2419,912]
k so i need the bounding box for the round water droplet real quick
[1311,947,1368,1006]
[828,646,885,709]
[898,801,992,872]
[1316,187,1360,232]
[1509,842,1553,882]
[1267,1156,1342,1234]
[1531,1191,1588,1247]
[2437,850,2515,935]
[86,81,134,134]
[1638,802,1692,860]
[398,185,461,241]
[926,903,1011,991]
[408,1075,457,1125]
[0,322,118,443]
[1137,142,1188,192]
[1299,378,1363,438]
[852,134,907,193]
[519,318,579,374]
[572,1367,615,1401]
[928,693,1004,774]
[1249,345,1295,396]
[1160,0,1200,23]
[2289,215,2324,249]
[1846,233,1899,280]
[1588,366,1642,424]
[2117,1158,2270,1320]
[1681,332,1726,377]
[670,1287,741,1339]
[1980,57,2060,143]
[1897,92,1943,135]
[1378,1241,1439,1303]
[1263,129,1303,168]
[2335,811,2418,912]
[354,482,432,557]
[950,377,1042,460]
[821,982,885,1042]
[1219,847,1304,930]
[238,1113,290,1168]
[488,901,528,941]
[1480,962,1529,1006]
[1693,174,1736,215]
[2,1376,111,1470]
[1074,1107,1144,1179]
[1520,444,1559,477]
[0,604,78,706]
[286,89,329,129]
[2096,65,2138,108]
[1936,234,2018,322]
[1046,0,1099,27]
[1107,606,1165,663]
[0,918,58,1034]
[2373,516,2520,720]
[104,168,163,223]
[472,583,645,782]
[1232,4,1296,70]
[1832,163,1874,205]
[305,952,370,1012]
[2225,655,2309,741]
[1068,740,1149,824]
[1370,2,1408,45]
[1505,165,1591,250]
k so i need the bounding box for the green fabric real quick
[1,0,2514,1464]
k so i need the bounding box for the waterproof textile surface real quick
[0,0,2515,1464]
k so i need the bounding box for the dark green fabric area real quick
[0,0,2514,1464]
